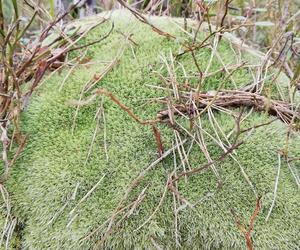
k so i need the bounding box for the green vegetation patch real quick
[4,11,300,249]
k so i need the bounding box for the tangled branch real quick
[157,90,300,129]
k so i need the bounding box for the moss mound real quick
[4,11,300,249]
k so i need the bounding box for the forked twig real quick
[232,197,262,250]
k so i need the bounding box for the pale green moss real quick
[4,11,300,249]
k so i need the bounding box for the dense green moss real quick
[4,11,300,249]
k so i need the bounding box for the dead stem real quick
[69,174,106,216]
[84,103,103,166]
[152,125,164,156]
[265,153,281,222]
[286,160,300,188]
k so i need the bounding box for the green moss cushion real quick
[5,11,300,249]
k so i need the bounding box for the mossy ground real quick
[2,11,300,249]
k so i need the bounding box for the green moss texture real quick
[3,11,300,249]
